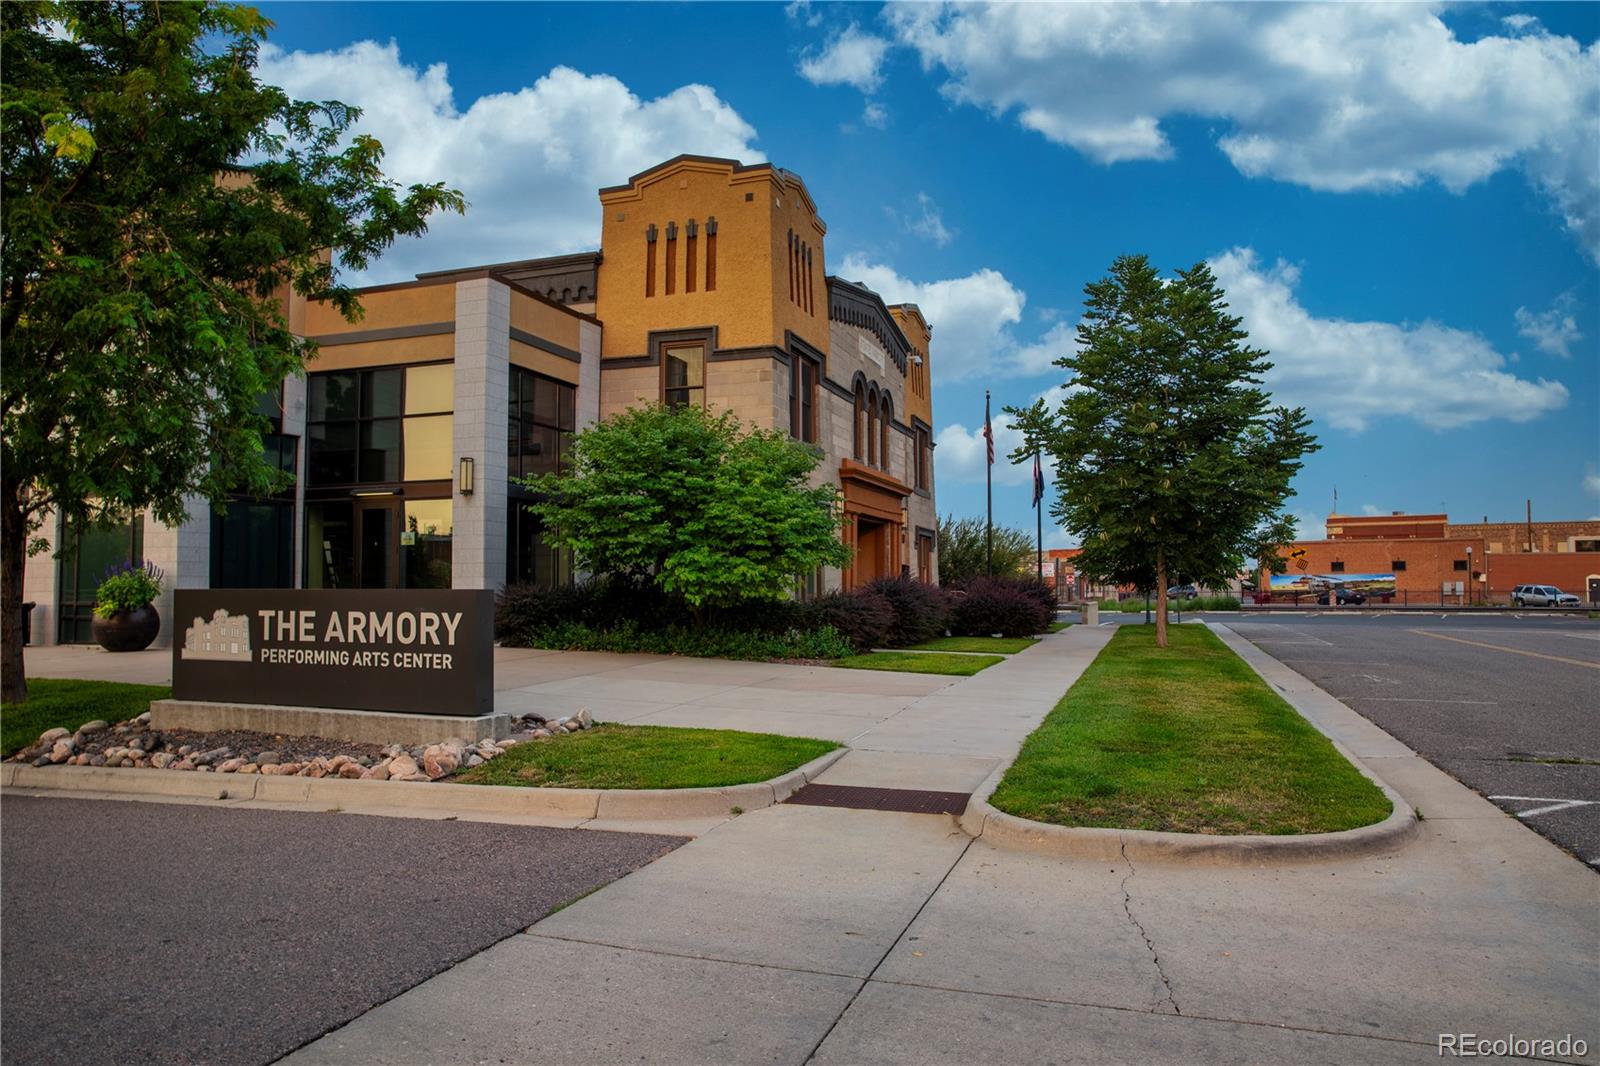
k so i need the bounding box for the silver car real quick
[1512,584,1580,607]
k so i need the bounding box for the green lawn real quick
[454,724,837,790]
[908,636,1040,654]
[832,651,1004,676]
[2,679,171,757]
[1046,621,1072,633]
[989,626,1391,835]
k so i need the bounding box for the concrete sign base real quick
[150,699,512,747]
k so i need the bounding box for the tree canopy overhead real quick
[0,1,465,701]
[520,404,851,611]
[1016,254,1317,646]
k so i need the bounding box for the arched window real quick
[879,394,892,471]
[853,381,867,460]
[866,384,880,467]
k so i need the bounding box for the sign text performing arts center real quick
[172,590,494,717]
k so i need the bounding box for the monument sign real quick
[172,589,494,716]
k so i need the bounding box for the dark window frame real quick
[306,361,453,489]
[1330,561,1346,572]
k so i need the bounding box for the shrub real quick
[93,561,163,618]
[950,577,1052,637]
[865,577,951,646]
[496,575,679,643]
[524,621,852,661]
[801,590,895,653]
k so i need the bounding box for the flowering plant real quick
[93,561,164,618]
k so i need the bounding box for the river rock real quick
[49,740,75,763]
[388,755,419,778]
[423,749,458,779]
[38,727,70,745]
[255,751,280,767]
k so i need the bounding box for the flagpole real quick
[984,390,993,577]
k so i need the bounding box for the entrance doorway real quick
[856,519,890,585]
[306,498,401,589]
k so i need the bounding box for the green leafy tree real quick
[1019,254,1316,647]
[0,1,464,702]
[936,515,1035,585]
[521,405,851,612]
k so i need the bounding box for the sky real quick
[253,0,1600,543]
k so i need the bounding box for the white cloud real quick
[1584,471,1600,497]
[257,42,763,282]
[935,384,1064,486]
[798,24,891,93]
[1209,247,1569,431]
[1360,503,1382,516]
[1514,296,1583,358]
[896,192,952,246]
[837,254,1029,381]
[884,2,1600,261]
[785,0,822,29]
[861,102,889,129]
[1289,508,1329,540]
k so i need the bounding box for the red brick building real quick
[1264,512,1600,605]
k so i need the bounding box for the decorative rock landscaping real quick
[6,708,598,782]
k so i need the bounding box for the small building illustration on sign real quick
[181,609,252,662]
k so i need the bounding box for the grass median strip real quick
[989,625,1391,835]
[908,636,1040,654]
[832,651,1004,676]
[453,724,837,790]
[3,679,172,757]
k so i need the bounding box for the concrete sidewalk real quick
[283,624,1598,1065]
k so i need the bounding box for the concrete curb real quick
[1,747,846,823]
[958,624,1419,866]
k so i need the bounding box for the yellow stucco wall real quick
[509,288,585,353]
[303,282,456,338]
[595,158,829,360]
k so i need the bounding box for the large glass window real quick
[403,498,453,589]
[212,501,295,588]
[506,505,573,589]
[212,390,298,589]
[790,354,818,443]
[509,366,575,479]
[56,516,143,643]
[308,365,452,486]
[663,343,705,409]
[914,425,931,491]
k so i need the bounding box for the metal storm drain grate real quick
[783,783,972,816]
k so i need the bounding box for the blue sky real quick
[254,1,1600,541]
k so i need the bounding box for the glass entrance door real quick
[356,502,395,589]
[306,498,403,589]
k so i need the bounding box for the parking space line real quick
[1488,796,1598,819]
[1407,629,1600,670]
[1345,697,1499,704]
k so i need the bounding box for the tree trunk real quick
[1154,551,1169,648]
[1,482,29,704]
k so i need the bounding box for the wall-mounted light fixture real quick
[458,456,475,495]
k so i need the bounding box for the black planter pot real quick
[92,604,161,653]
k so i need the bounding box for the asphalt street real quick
[1212,611,1600,867]
[0,797,684,1066]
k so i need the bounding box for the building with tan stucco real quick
[23,155,938,645]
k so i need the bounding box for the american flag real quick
[1032,451,1044,507]
[982,392,994,466]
